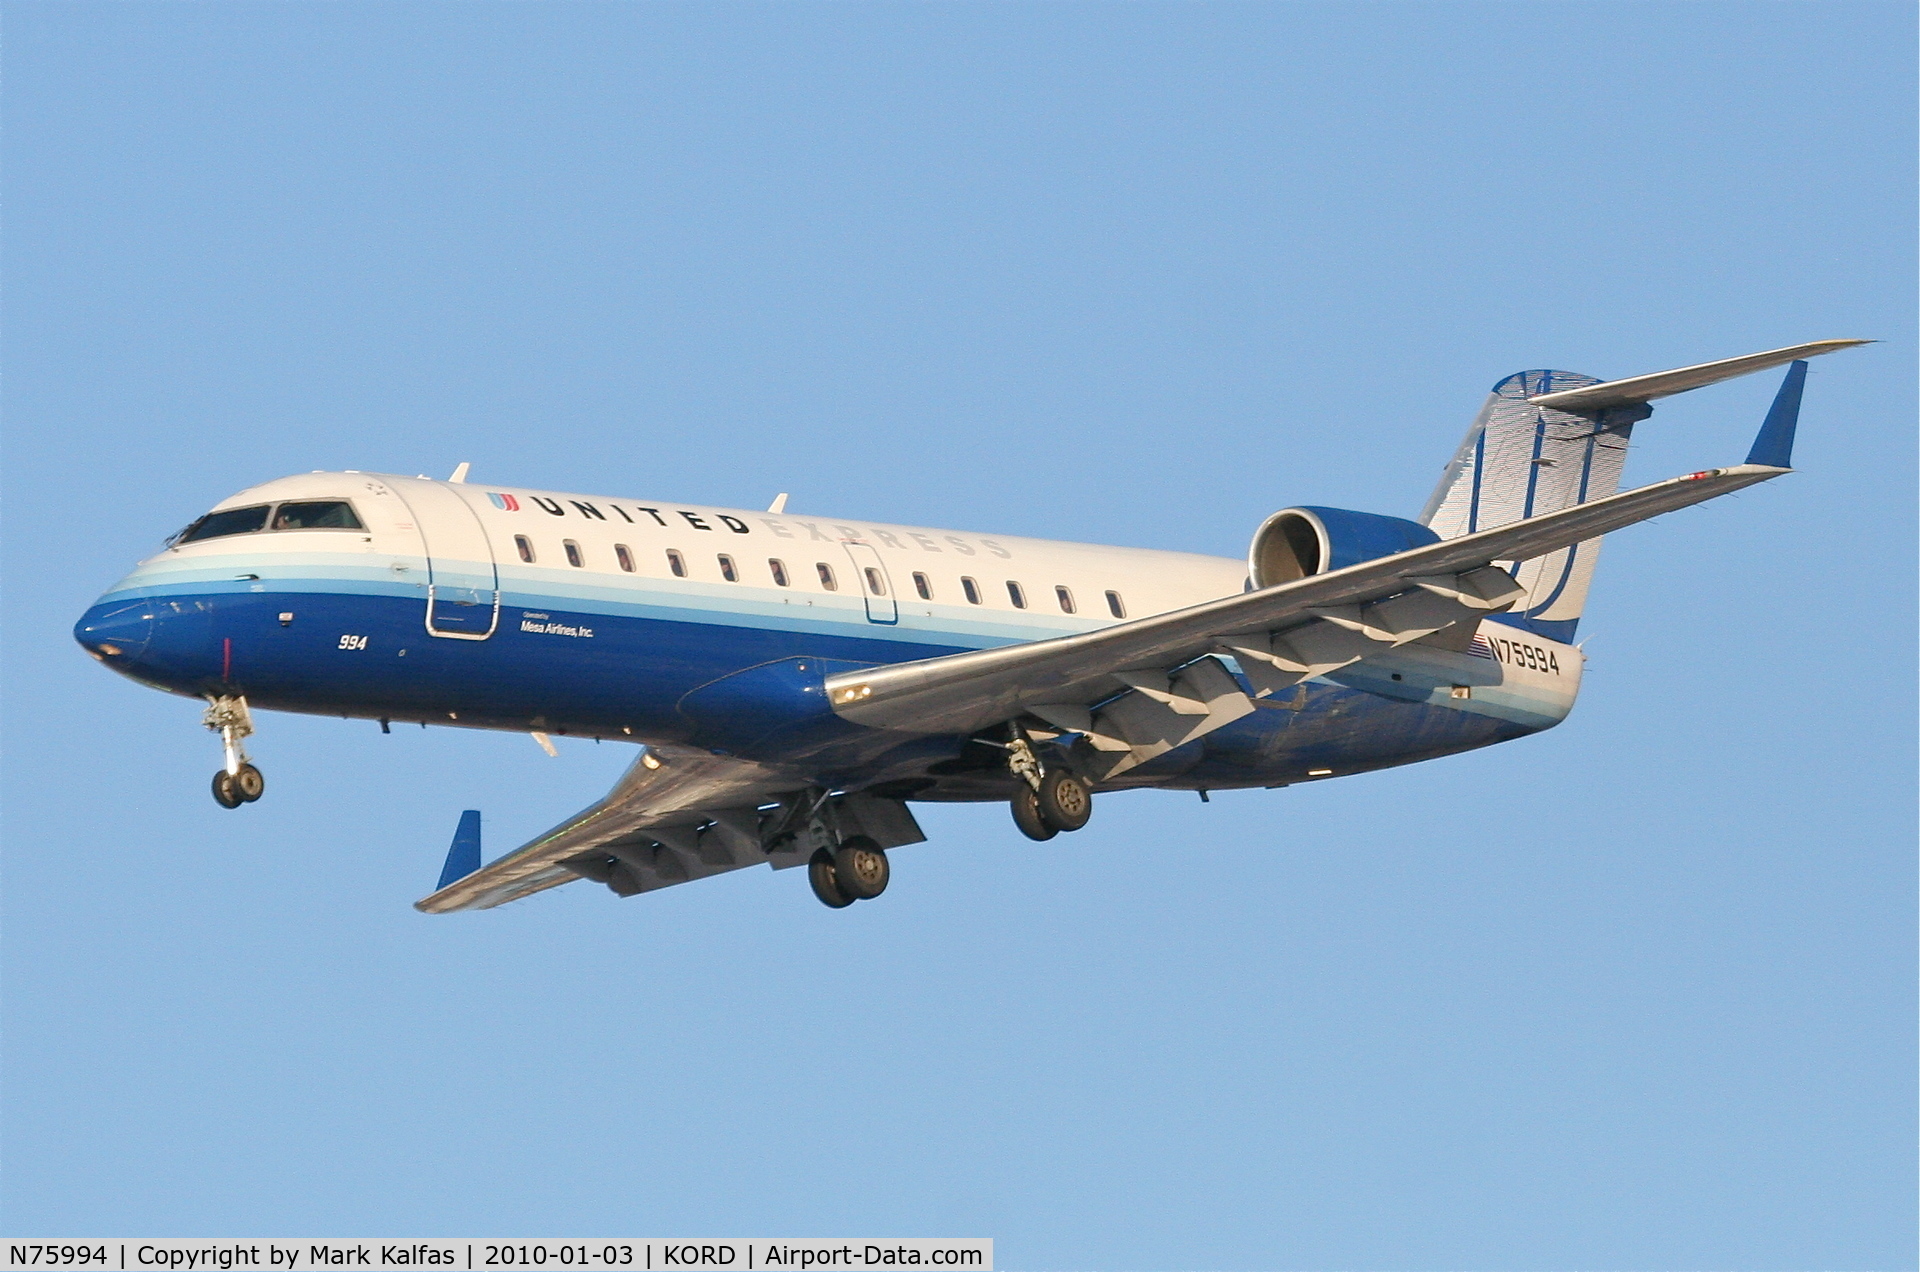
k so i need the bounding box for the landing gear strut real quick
[1006,726,1093,840]
[204,695,264,809]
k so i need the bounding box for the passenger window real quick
[177,504,271,543]
[563,540,584,568]
[816,562,838,591]
[864,567,886,596]
[515,535,535,563]
[1106,590,1126,618]
[615,544,635,572]
[961,577,981,605]
[769,558,790,587]
[913,571,932,600]
[667,549,687,578]
[718,554,739,582]
[1006,581,1027,609]
[1056,586,1076,614]
[271,500,364,531]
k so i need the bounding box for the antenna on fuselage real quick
[448,462,472,483]
[768,492,789,513]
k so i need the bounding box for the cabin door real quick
[841,541,898,625]
[396,483,501,640]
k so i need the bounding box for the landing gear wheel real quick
[233,764,265,803]
[808,848,854,908]
[1037,770,1091,831]
[1011,783,1058,841]
[834,835,890,900]
[211,770,243,809]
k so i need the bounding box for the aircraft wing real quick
[824,461,1788,761]
[415,748,809,913]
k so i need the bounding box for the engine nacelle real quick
[1248,506,1440,588]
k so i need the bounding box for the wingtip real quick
[1801,337,1875,356]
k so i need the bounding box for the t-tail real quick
[1419,339,1868,641]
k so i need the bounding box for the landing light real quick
[1308,768,1333,776]
[834,684,873,704]
[98,644,121,657]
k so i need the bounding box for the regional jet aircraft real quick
[75,341,1864,911]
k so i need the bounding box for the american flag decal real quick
[488,492,520,511]
[1468,632,1496,660]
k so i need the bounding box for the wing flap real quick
[1092,657,1255,777]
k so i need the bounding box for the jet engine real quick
[1247,506,1440,588]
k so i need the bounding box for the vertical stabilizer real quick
[1420,370,1647,641]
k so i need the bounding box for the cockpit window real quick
[272,500,364,531]
[176,504,271,543]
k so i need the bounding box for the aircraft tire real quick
[808,848,855,908]
[234,764,266,802]
[211,770,244,809]
[1037,770,1091,832]
[1011,784,1058,841]
[834,836,889,900]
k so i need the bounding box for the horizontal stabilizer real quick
[437,810,482,890]
[1527,339,1868,412]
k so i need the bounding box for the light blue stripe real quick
[103,554,1108,651]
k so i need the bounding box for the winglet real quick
[1745,360,1808,468]
[437,810,483,890]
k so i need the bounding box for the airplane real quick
[74,339,1866,913]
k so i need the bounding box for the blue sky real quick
[3,3,1913,1267]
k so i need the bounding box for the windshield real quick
[169,498,366,546]
[272,500,364,530]
[175,504,271,544]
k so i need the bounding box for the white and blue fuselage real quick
[75,470,1580,800]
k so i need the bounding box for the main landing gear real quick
[1006,727,1094,842]
[204,695,265,809]
[808,835,890,908]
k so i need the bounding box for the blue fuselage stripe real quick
[80,561,1571,791]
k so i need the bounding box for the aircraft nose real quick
[75,597,155,661]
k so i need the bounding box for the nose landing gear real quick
[204,695,264,809]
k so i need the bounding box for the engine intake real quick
[1248,506,1440,588]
